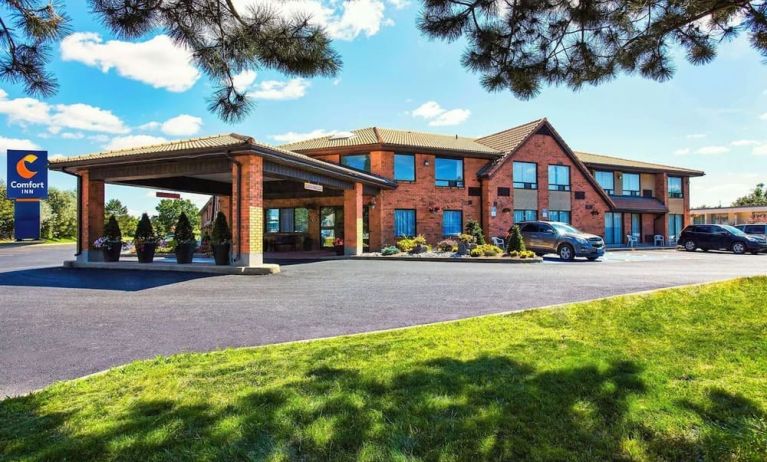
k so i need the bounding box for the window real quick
[594,171,614,194]
[549,210,571,224]
[668,176,683,198]
[320,207,342,247]
[513,162,537,189]
[394,153,415,182]
[442,210,462,236]
[514,209,537,223]
[548,165,570,191]
[497,187,511,196]
[622,173,640,196]
[435,157,464,187]
[604,212,623,245]
[341,153,370,172]
[394,209,416,237]
[669,214,683,239]
[266,208,309,233]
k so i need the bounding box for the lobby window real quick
[622,173,640,196]
[549,210,571,224]
[513,162,537,189]
[394,209,416,237]
[594,171,614,194]
[265,208,309,233]
[435,157,464,187]
[548,165,570,191]
[514,209,537,223]
[442,210,462,237]
[266,209,280,233]
[341,153,371,172]
[668,176,683,198]
[394,153,415,182]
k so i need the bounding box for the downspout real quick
[60,167,83,257]
[226,153,243,262]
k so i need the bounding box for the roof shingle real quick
[574,151,704,176]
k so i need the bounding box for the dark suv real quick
[735,223,767,238]
[678,224,767,254]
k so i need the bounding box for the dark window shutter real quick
[497,187,510,197]
[468,187,482,197]
[574,191,586,200]
[642,189,653,198]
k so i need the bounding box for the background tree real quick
[105,199,138,238]
[0,180,14,240]
[42,188,77,239]
[732,183,767,206]
[153,199,199,237]
[419,0,767,99]
[1,0,340,121]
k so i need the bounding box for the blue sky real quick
[1,1,766,214]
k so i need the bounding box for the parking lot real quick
[0,244,764,397]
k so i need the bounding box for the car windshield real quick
[721,225,746,236]
[551,222,579,234]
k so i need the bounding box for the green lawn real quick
[2,278,767,461]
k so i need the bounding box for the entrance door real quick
[604,212,623,245]
[320,207,344,247]
[631,213,641,243]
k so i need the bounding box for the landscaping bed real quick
[356,250,543,263]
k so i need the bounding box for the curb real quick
[351,255,542,263]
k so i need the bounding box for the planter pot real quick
[89,248,105,262]
[136,242,157,263]
[103,242,122,262]
[334,245,345,256]
[212,243,231,265]
[175,242,196,264]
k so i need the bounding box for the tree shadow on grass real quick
[1,356,764,461]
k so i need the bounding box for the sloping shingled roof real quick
[575,151,704,176]
[280,127,501,156]
[611,196,669,213]
[474,119,546,176]
[48,133,396,188]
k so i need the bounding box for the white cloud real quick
[105,135,168,151]
[49,154,68,161]
[251,78,309,100]
[232,70,258,92]
[761,112,767,120]
[753,144,767,156]
[60,132,85,139]
[387,0,410,9]
[160,114,203,136]
[673,148,691,156]
[410,101,471,126]
[731,139,760,146]
[332,78,342,86]
[695,146,730,155]
[272,129,338,143]
[87,134,110,143]
[686,133,706,139]
[138,121,161,131]
[0,136,40,155]
[690,172,761,208]
[61,33,200,92]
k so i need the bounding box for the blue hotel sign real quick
[7,149,48,199]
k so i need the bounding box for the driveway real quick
[1,244,765,397]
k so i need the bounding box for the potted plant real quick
[90,237,106,262]
[173,212,197,264]
[133,213,159,263]
[102,215,123,262]
[333,237,344,256]
[506,225,526,255]
[211,211,232,265]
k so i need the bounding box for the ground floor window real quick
[548,210,570,224]
[605,212,623,245]
[630,213,641,241]
[266,208,309,233]
[514,209,537,223]
[394,209,416,237]
[669,214,683,240]
[320,207,343,247]
[442,210,462,236]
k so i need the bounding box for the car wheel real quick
[558,244,575,261]
[683,240,696,252]
[732,242,746,255]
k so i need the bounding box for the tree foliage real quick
[464,219,486,245]
[41,187,76,239]
[154,199,199,237]
[507,224,526,252]
[1,0,340,121]
[419,0,767,98]
[134,213,155,241]
[104,214,122,241]
[211,211,231,245]
[732,183,767,206]
[173,212,195,243]
[105,199,138,238]
[0,180,14,239]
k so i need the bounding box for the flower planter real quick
[136,242,157,263]
[89,248,105,262]
[175,242,196,264]
[103,242,122,262]
[212,243,231,265]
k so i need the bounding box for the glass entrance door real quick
[320,207,343,247]
[604,212,623,245]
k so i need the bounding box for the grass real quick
[0,237,76,245]
[2,278,767,461]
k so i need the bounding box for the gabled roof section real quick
[279,127,501,157]
[575,151,705,177]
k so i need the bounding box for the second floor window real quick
[595,171,614,194]
[513,162,537,189]
[668,176,683,198]
[622,173,640,196]
[435,157,464,187]
[341,153,370,172]
[394,153,415,182]
[548,165,570,191]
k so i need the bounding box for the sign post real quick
[6,149,48,240]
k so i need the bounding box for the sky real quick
[1,1,766,215]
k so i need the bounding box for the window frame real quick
[547,165,571,191]
[514,209,538,223]
[548,210,571,224]
[513,161,538,190]
[622,173,640,196]
[442,209,463,237]
[394,208,417,237]
[341,153,371,172]
[594,170,615,195]
[265,207,310,233]
[668,176,683,198]
[434,157,465,188]
[393,152,416,182]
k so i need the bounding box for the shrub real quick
[104,215,122,241]
[134,213,155,243]
[413,235,427,246]
[396,237,415,253]
[174,212,195,244]
[436,239,458,252]
[211,212,232,245]
[458,233,475,244]
[482,244,503,256]
[381,246,399,256]
[506,225,526,252]
[470,247,483,257]
[464,219,485,245]
[508,250,519,258]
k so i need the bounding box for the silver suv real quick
[517,221,605,261]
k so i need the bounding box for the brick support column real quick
[77,170,104,262]
[480,179,492,239]
[343,182,363,255]
[232,155,264,266]
[368,192,384,251]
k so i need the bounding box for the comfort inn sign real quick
[7,150,48,199]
